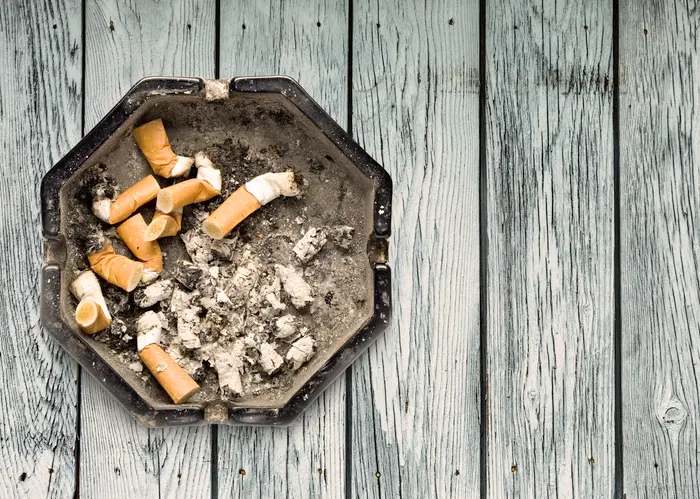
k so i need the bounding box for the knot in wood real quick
[658,399,687,431]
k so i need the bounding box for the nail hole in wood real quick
[242,23,246,30]
[48,468,54,474]
[654,463,659,469]
[114,467,120,476]
[376,23,381,28]
[316,21,321,27]
[589,457,595,464]
[317,468,323,474]
[53,24,57,29]
[449,18,454,25]
[514,25,518,30]
[643,28,648,35]
[239,469,247,476]
[584,25,589,30]
[19,472,27,482]
[187,24,191,30]
[511,465,517,472]
[375,471,381,478]
[455,470,460,476]
[109,21,114,32]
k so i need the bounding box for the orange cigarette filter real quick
[75,299,111,334]
[156,178,219,213]
[144,210,182,241]
[202,186,261,239]
[88,243,144,292]
[108,175,160,224]
[116,214,163,277]
[139,344,200,404]
[132,119,192,178]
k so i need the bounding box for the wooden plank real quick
[217,1,348,497]
[349,1,481,497]
[80,1,214,497]
[485,1,615,496]
[620,1,700,496]
[0,1,81,497]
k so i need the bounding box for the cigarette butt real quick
[156,178,219,213]
[88,243,144,292]
[144,210,182,241]
[116,214,163,283]
[70,270,112,334]
[108,175,161,224]
[133,119,193,178]
[75,299,112,334]
[139,344,200,404]
[202,186,261,239]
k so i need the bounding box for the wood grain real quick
[620,1,700,496]
[80,1,214,497]
[0,1,81,497]
[217,1,348,497]
[485,1,615,496]
[349,1,481,497]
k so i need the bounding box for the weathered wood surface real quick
[485,0,615,497]
[0,1,81,497]
[620,1,700,497]
[350,1,481,497]
[80,1,214,498]
[217,1,349,497]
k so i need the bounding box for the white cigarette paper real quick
[136,310,163,352]
[245,171,300,205]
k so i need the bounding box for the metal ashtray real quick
[40,77,392,426]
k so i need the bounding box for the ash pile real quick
[125,218,355,399]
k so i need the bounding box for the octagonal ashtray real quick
[40,77,392,426]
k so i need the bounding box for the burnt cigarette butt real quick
[144,209,182,241]
[139,343,200,404]
[75,299,111,334]
[88,243,144,292]
[70,270,112,334]
[116,214,163,283]
[156,178,219,213]
[132,119,194,178]
[202,186,261,239]
[202,171,299,240]
[108,175,161,224]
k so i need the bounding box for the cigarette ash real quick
[61,96,374,405]
[122,221,357,400]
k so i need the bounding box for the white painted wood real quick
[350,1,481,497]
[217,1,348,497]
[0,1,81,497]
[620,1,700,497]
[485,1,615,497]
[80,1,214,497]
